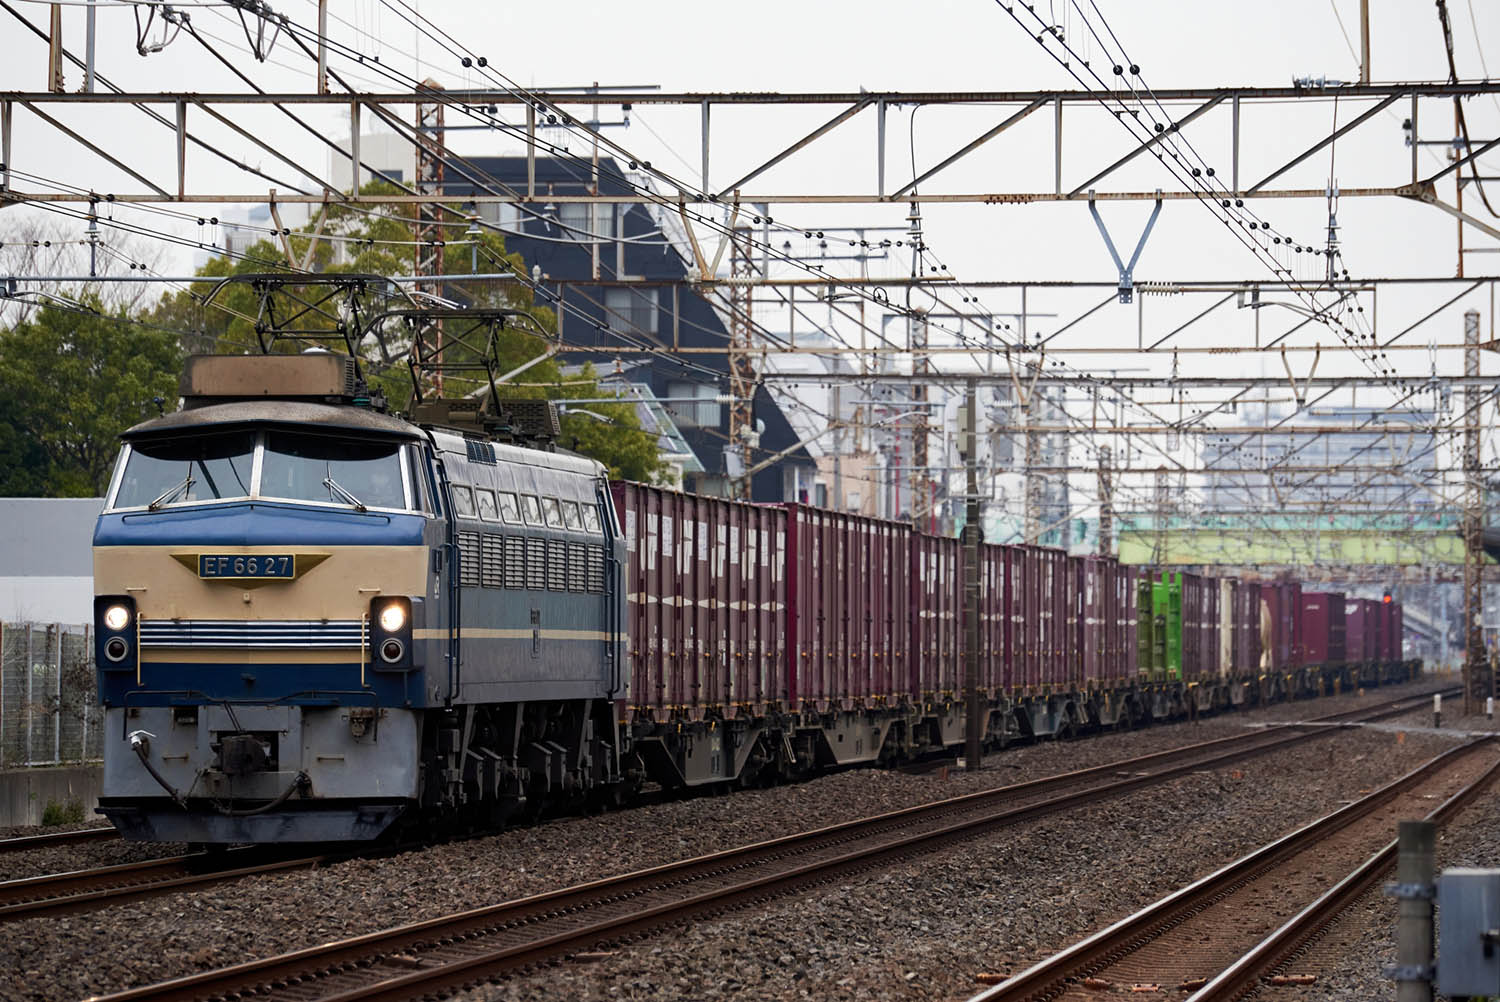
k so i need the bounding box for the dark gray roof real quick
[123,401,421,440]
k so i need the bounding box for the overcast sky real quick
[2,0,1498,511]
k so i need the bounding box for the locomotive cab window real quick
[582,504,602,533]
[260,432,408,510]
[561,500,582,531]
[541,497,563,528]
[475,488,499,521]
[498,492,522,524]
[111,432,256,510]
[520,495,542,525]
[451,485,476,519]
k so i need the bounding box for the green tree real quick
[0,298,182,496]
[147,180,666,482]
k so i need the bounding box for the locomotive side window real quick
[541,497,563,528]
[475,488,499,521]
[520,495,542,525]
[561,501,582,531]
[451,485,476,519]
[498,492,522,524]
[260,432,408,510]
[582,504,602,533]
[112,432,256,509]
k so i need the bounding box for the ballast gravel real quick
[0,679,1469,1001]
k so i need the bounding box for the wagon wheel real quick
[1057,704,1081,741]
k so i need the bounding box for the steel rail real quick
[85,689,1448,1002]
[0,850,328,921]
[0,826,116,854]
[969,737,1498,1002]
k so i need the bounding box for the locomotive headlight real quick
[103,604,132,631]
[377,603,406,633]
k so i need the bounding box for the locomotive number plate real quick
[198,554,296,579]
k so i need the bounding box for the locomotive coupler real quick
[216,733,272,777]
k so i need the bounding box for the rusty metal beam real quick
[4,82,1498,105]
[0,186,1410,206]
[1245,93,1400,194]
[891,98,1047,198]
[17,100,168,196]
[1067,95,1225,199]
[718,98,871,198]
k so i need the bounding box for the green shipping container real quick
[1137,571,1184,682]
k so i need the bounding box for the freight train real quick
[92,354,1416,844]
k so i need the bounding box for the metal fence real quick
[0,622,103,767]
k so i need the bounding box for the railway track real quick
[0,849,328,920]
[6,688,1442,926]
[969,737,1500,1002]
[0,826,117,853]
[86,688,1451,1002]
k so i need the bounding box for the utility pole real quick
[728,223,756,499]
[1097,445,1114,556]
[316,0,329,94]
[414,79,446,398]
[47,4,63,93]
[84,0,97,93]
[1359,0,1371,84]
[1393,820,1434,1002]
[1153,467,1170,563]
[1023,364,1041,543]
[1463,308,1483,715]
[910,309,930,529]
[962,378,982,772]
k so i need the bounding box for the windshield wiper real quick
[322,477,367,511]
[148,476,194,510]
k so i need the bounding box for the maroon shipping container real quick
[786,505,912,711]
[1180,571,1218,678]
[975,544,1008,693]
[1079,555,1132,684]
[1346,598,1377,663]
[1036,546,1073,687]
[910,532,961,699]
[1260,581,1302,672]
[1299,591,1347,666]
[1079,557,1105,684]
[1393,602,1405,661]
[612,483,787,721]
[1235,579,1262,676]
[1365,598,1382,660]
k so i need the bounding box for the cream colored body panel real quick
[94,544,428,621]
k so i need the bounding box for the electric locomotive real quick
[93,353,627,843]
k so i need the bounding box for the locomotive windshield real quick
[260,431,407,509]
[108,430,412,511]
[113,432,256,509]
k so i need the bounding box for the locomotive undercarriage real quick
[407,699,628,834]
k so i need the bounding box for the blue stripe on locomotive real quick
[99,661,418,707]
[95,502,428,547]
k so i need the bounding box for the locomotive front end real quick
[93,355,438,843]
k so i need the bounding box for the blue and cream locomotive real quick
[94,353,626,842]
